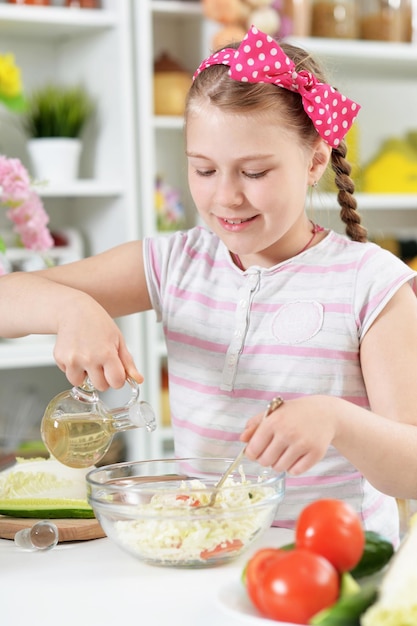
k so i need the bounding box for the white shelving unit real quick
[0,0,148,460]
[132,7,417,460]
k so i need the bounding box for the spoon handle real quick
[213,396,284,494]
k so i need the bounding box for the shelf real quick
[154,116,184,130]
[0,4,117,39]
[37,180,123,198]
[151,1,202,17]
[0,337,55,369]
[317,193,417,211]
[286,37,417,76]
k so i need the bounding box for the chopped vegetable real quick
[112,476,275,564]
[200,539,243,560]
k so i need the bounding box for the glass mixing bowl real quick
[86,457,285,568]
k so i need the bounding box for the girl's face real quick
[186,103,329,267]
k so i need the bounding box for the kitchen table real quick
[0,526,293,626]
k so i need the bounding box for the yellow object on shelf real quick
[154,72,191,116]
[362,137,417,194]
[153,52,191,116]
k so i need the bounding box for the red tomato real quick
[295,499,365,573]
[245,548,283,612]
[175,494,201,507]
[200,539,243,560]
[257,549,339,624]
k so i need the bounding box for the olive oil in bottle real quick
[41,413,115,469]
[40,378,156,468]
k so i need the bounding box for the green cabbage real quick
[0,457,94,518]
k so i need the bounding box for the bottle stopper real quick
[14,521,59,551]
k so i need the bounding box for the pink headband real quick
[193,25,360,149]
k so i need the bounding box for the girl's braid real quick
[331,140,367,242]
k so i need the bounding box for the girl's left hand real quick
[240,396,337,475]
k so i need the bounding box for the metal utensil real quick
[200,396,284,509]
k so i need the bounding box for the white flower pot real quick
[27,137,82,184]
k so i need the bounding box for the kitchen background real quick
[1,0,417,465]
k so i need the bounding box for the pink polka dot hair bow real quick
[193,25,361,148]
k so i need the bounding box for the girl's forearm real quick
[0,271,91,338]
[331,396,417,499]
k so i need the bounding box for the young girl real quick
[1,26,417,543]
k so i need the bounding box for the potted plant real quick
[22,83,94,184]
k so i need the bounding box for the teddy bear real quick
[202,0,282,50]
[202,0,312,50]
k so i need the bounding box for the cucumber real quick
[309,584,378,626]
[350,531,394,580]
[0,497,95,518]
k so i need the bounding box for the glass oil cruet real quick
[41,377,156,468]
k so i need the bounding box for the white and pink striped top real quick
[144,226,416,544]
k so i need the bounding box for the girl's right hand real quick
[240,395,337,476]
[53,294,143,391]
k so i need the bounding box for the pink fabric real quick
[194,25,361,148]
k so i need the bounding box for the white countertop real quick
[0,526,293,626]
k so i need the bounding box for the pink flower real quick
[0,155,31,205]
[0,155,54,273]
[7,190,54,252]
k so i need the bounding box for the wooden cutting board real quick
[0,516,106,542]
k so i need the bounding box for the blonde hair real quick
[186,42,367,243]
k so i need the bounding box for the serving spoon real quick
[200,396,284,509]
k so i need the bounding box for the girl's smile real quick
[219,215,258,231]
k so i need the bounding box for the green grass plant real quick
[23,83,94,139]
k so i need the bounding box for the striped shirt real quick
[144,226,416,544]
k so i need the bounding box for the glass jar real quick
[311,1,360,38]
[65,0,101,7]
[360,0,411,42]
[7,0,50,4]
[402,0,413,41]
[282,0,313,37]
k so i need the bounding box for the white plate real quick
[216,580,306,626]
